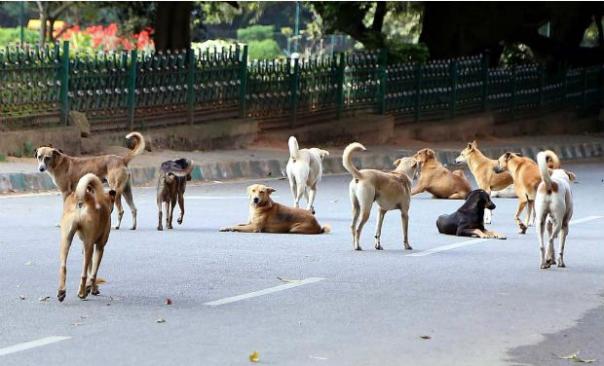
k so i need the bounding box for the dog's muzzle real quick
[455,156,465,164]
[253,197,260,204]
[488,202,496,210]
[38,165,46,172]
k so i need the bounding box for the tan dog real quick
[35,132,145,230]
[343,142,418,251]
[412,148,471,199]
[455,140,515,223]
[157,158,194,231]
[219,184,330,234]
[58,173,115,302]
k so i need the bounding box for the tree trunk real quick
[153,2,193,52]
[36,1,47,46]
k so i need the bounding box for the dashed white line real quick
[407,215,603,257]
[0,336,71,357]
[204,277,325,307]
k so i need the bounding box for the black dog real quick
[436,189,506,239]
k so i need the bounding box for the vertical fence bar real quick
[127,49,138,131]
[290,57,300,128]
[186,48,195,124]
[538,64,545,107]
[336,52,345,119]
[481,51,489,111]
[449,59,458,119]
[239,45,248,118]
[511,66,517,119]
[414,63,423,122]
[599,65,604,108]
[377,48,387,114]
[59,41,70,125]
[581,67,588,110]
[562,65,569,106]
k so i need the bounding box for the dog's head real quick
[413,148,436,164]
[455,140,478,164]
[107,189,117,213]
[310,148,330,161]
[34,145,63,173]
[247,184,275,207]
[494,152,519,174]
[466,189,496,210]
[393,157,420,181]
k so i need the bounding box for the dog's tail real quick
[543,149,560,169]
[75,173,105,208]
[343,142,366,180]
[123,132,146,164]
[537,151,557,193]
[288,136,300,160]
[321,224,331,234]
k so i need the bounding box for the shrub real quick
[237,25,274,43]
[247,39,282,60]
[0,27,39,46]
[386,42,430,64]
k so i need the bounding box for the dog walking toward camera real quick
[157,159,194,231]
[57,173,116,302]
[412,148,471,199]
[436,189,506,239]
[535,151,574,269]
[286,136,329,214]
[35,132,145,230]
[343,142,419,251]
[220,184,330,234]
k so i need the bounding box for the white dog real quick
[286,136,329,214]
[535,151,574,269]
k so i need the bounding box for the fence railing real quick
[1,41,603,132]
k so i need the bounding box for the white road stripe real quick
[408,215,603,257]
[0,336,70,357]
[204,277,324,307]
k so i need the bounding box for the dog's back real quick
[536,152,573,218]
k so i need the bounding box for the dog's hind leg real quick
[515,200,528,234]
[157,200,163,231]
[373,208,387,250]
[536,213,548,269]
[168,198,176,229]
[546,219,561,266]
[114,193,124,230]
[294,181,305,209]
[88,243,105,295]
[558,223,569,268]
[57,227,75,302]
[350,194,361,250]
[401,210,412,250]
[122,182,137,230]
[78,243,94,299]
[177,192,185,225]
[307,184,317,214]
[526,200,535,227]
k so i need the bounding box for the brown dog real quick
[412,148,471,199]
[219,184,330,234]
[58,173,115,302]
[157,158,193,231]
[35,132,145,230]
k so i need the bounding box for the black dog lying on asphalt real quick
[157,158,193,231]
[436,189,506,239]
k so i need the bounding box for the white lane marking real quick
[408,215,603,257]
[0,336,70,357]
[204,277,324,307]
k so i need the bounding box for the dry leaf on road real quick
[249,351,260,363]
[559,352,596,363]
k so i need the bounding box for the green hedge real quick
[0,27,39,46]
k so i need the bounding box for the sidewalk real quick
[1,134,603,194]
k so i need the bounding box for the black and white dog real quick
[436,189,506,239]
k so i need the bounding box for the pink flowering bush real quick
[59,23,154,53]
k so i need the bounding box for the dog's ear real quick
[471,140,478,147]
[33,148,38,158]
[426,149,435,158]
[266,187,276,194]
[565,170,577,182]
[393,158,401,167]
[320,149,329,160]
[52,149,61,157]
[246,185,255,196]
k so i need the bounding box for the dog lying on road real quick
[343,142,418,250]
[58,173,115,302]
[286,136,329,214]
[157,158,193,231]
[35,132,145,230]
[436,189,506,239]
[535,151,574,269]
[219,184,330,234]
[412,148,471,199]
[455,140,516,223]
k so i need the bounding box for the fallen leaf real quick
[559,352,596,363]
[38,296,50,302]
[24,261,33,266]
[420,335,432,340]
[19,295,26,300]
[156,318,166,324]
[249,351,260,363]
[165,298,173,305]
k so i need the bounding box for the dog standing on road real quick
[58,173,115,302]
[220,184,330,234]
[35,132,145,230]
[436,189,506,239]
[412,148,471,199]
[286,136,329,214]
[157,159,194,231]
[343,142,418,251]
[535,151,574,269]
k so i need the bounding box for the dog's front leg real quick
[514,201,528,234]
[168,200,176,230]
[177,193,185,225]
[411,184,425,196]
[114,193,124,230]
[57,229,75,302]
[157,201,163,231]
[220,223,260,233]
[401,210,412,250]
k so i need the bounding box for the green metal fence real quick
[1,41,603,132]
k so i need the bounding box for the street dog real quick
[343,142,418,251]
[157,158,194,231]
[436,189,506,239]
[219,184,330,234]
[58,173,116,302]
[35,132,145,230]
[535,151,574,269]
[286,136,329,214]
[455,140,516,223]
[412,148,471,199]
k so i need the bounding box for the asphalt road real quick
[1,162,603,366]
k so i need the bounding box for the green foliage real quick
[387,42,430,64]
[237,24,274,43]
[247,39,282,60]
[0,153,6,162]
[0,27,39,46]
[500,43,535,67]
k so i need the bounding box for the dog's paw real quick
[91,288,100,296]
[177,218,183,225]
[558,261,566,268]
[404,244,413,250]
[540,264,550,269]
[157,226,163,231]
[219,227,232,232]
[57,290,66,302]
